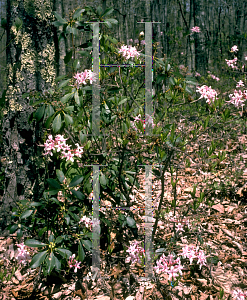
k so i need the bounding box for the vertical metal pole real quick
[144,22,154,279]
[92,23,100,137]
[92,165,100,279]
[145,22,153,136]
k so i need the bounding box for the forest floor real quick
[0,126,247,300]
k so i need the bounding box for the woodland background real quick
[0,0,246,229]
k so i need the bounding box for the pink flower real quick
[118,45,140,60]
[74,143,84,158]
[191,26,201,33]
[167,265,179,281]
[197,250,207,269]
[79,216,92,229]
[225,57,238,69]
[245,56,247,61]
[236,80,244,88]
[195,72,201,77]
[16,243,31,265]
[129,38,133,43]
[231,45,238,53]
[175,223,184,232]
[196,85,218,104]
[74,70,96,87]
[141,40,145,45]
[232,289,247,300]
[74,261,81,273]
[181,52,184,55]
[227,89,246,107]
[125,241,145,265]
[61,150,75,162]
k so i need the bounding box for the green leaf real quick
[64,106,74,113]
[73,8,85,19]
[45,189,60,196]
[56,248,72,259]
[102,7,114,17]
[52,114,62,133]
[9,224,18,234]
[104,18,118,25]
[100,173,107,186]
[17,228,23,238]
[46,252,55,275]
[71,189,84,200]
[81,239,92,251]
[61,93,73,104]
[53,12,67,24]
[185,86,193,94]
[30,251,47,268]
[32,99,44,107]
[56,170,65,184]
[38,227,47,237]
[118,98,127,106]
[35,105,45,121]
[54,255,61,272]
[65,215,70,225]
[64,114,73,127]
[25,239,47,248]
[20,210,33,219]
[79,132,87,144]
[45,114,56,129]
[55,75,67,82]
[45,105,55,119]
[64,50,73,64]
[78,240,85,262]
[126,216,136,228]
[69,175,84,187]
[73,59,80,70]
[96,6,103,16]
[59,79,71,89]
[169,77,175,86]
[47,178,61,190]
[74,90,80,106]
[55,236,63,244]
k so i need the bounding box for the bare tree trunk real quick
[0,0,57,231]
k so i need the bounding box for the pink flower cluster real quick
[125,241,145,264]
[191,26,201,33]
[169,216,191,232]
[232,289,247,300]
[118,45,141,60]
[225,57,238,69]
[42,135,83,163]
[231,45,238,53]
[209,74,220,81]
[130,114,155,131]
[179,245,207,269]
[15,243,31,265]
[68,254,81,273]
[196,85,218,104]
[154,253,183,281]
[195,72,201,77]
[79,216,92,229]
[236,80,245,88]
[227,89,247,107]
[73,69,96,87]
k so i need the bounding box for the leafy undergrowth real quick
[0,131,247,300]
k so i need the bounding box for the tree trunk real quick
[0,0,57,231]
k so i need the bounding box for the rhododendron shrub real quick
[7,6,247,295]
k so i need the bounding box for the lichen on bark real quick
[0,0,56,230]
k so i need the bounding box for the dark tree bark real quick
[0,0,57,230]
